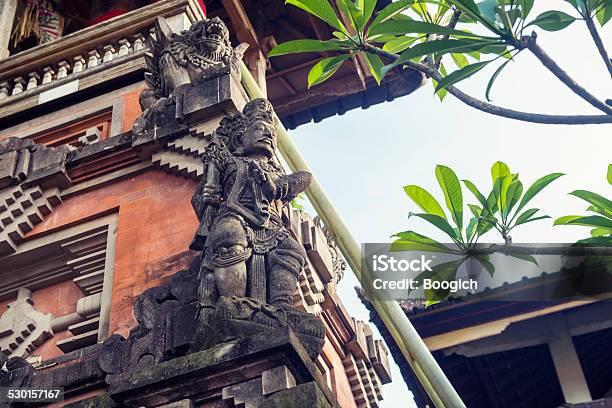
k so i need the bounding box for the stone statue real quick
[100,17,325,369]
[134,15,248,133]
[191,99,311,306]
[190,99,325,356]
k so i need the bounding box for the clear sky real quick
[284,6,611,407]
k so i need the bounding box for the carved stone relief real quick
[0,288,53,358]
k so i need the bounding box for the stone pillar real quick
[547,314,592,404]
[0,0,18,59]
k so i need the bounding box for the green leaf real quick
[381,39,493,77]
[370,0,415,29]
[591,227,612,237]
[515,215,551,226]
[403,185,448,220]
[364,52,384,84]
[410,213,461,241]
[445,0,502,33]
[307,55,351,87]
[555,215,612,229]
[435,165,463,230]
[434,60,491,92]
[491,161,510,183]
[269,39,348,56]
[337,0,361,31]
[570,190,612,214]
[451,52,469,68]
[485,59,510,101]
[359,0,377,27]
[510,253,538,265]
[477,0,498,24]
[423,260,466,305]
[528,10,576,31]
[519,0,535,19]
[286,0,348,33]
[474,254,495,276]
[515,173,564,215]
[468,204,482,217]
[466,216,478,241]
[564,0,586,15]
[515,208,540,225]
[382,36,418,53]
[587,205,612,219]
[433,62,449,102]
[608,164,612,185]
[391,231,459,253]
[463,179,492,213]
[596,3,612,25]
[369,19,489,38]
[479,43,512,58]
[504,180,523,220]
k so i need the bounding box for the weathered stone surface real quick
[0,356,34,388]
[261,381,334,408]
[262,366,296,396]
[104,329,338,408]
[99,264,199,375]
[133,16,248,136]
[63,393,116,408]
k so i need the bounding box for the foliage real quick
[269,0,612,124]
[394,161,562,248]
[392,161,565,305]
[554,164,612,244]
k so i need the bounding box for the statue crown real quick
[243,99,274,123]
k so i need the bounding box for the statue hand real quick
[202,183,221,204]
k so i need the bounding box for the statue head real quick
[184,17,232,62]
[241,99,277,158]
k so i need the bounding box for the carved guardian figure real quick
[134,16,248,132]
[191,99,325,356]
[191,99,312,307]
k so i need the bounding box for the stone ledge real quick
[106,328,337,408]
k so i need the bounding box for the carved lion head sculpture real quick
[169,16,233,67]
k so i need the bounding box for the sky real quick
[283,6,611,407]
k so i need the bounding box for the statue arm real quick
[275,171,312,203]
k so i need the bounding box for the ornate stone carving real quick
[189,98,325,358]
[0,137,68,255]
[99,264,199,375]
[0,355,35,389]
[0,288,53,358]
[134,16,248,134]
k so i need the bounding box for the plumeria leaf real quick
[269,39,349,56]
[404,185,448,220]
[286,0,348,33]
[307,54,351,87]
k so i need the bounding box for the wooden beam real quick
[422,301,594,352]
[548,314,592,404]
[221,0,268,95]
[221,0,259,49]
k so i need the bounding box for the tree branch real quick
[363,44,612,125]
[521,34,612,115]
[471,244,612,256]
[584,14,612,77]
[435,9,463,68]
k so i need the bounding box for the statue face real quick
[242,119,277,157]
[202,18,230,57]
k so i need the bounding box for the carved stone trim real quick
[0,288,53,358]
